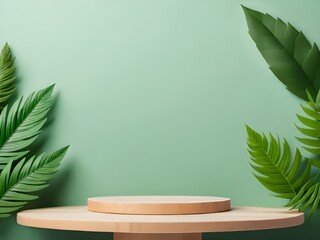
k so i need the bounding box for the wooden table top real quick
[88,196,231,215]
[17,206,304,233]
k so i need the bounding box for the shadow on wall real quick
[1,81,317,240]
[0,162,113,240]
[26,164,74,209]
[0,90,78,239]
[0,164,73,239]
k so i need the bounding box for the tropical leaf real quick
[296,90,320,167]
[0,43,16,110]
[0,146,69,218]
[246,125,311,199]
[242,6,320,100]
[287,173,320,219]
[0,85,54,170]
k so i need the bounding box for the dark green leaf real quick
[242,6,320,100]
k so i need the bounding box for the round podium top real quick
[87,196,231,215]
[17,206,304,233]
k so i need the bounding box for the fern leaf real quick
[246,125,310,199]
[0,43,16,110]
[242,6,320,100]
[296,90,320,166]
[0,85,54,170]
[0,146,69,218]
[287,173,320,219]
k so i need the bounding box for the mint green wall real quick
[0,0,319,239]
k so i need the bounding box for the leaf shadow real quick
[0,161,74,238]
[31,160,113,240]
[25,160,73,209]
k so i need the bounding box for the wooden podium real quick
[17,196,304,240]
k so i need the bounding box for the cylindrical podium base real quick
[114,233,202,240]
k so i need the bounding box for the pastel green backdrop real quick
[0,0,318,239]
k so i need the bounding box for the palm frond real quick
[0,146,69,218]
[0,43,16,110]
[246,125,311,199]
[0,85,54,170]
[296,90,320,167]
[242,6,320,100]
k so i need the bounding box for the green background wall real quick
[0,0,319,239]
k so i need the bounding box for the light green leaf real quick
[0,146,69,218]
[296,90,320,166]
[246,125,310,199]
[0,85,54,169]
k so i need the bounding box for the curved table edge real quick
[17,206,304,234]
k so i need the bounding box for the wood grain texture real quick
[114,233,201,240]
[17,206,304,233]
[88,196,231,214]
